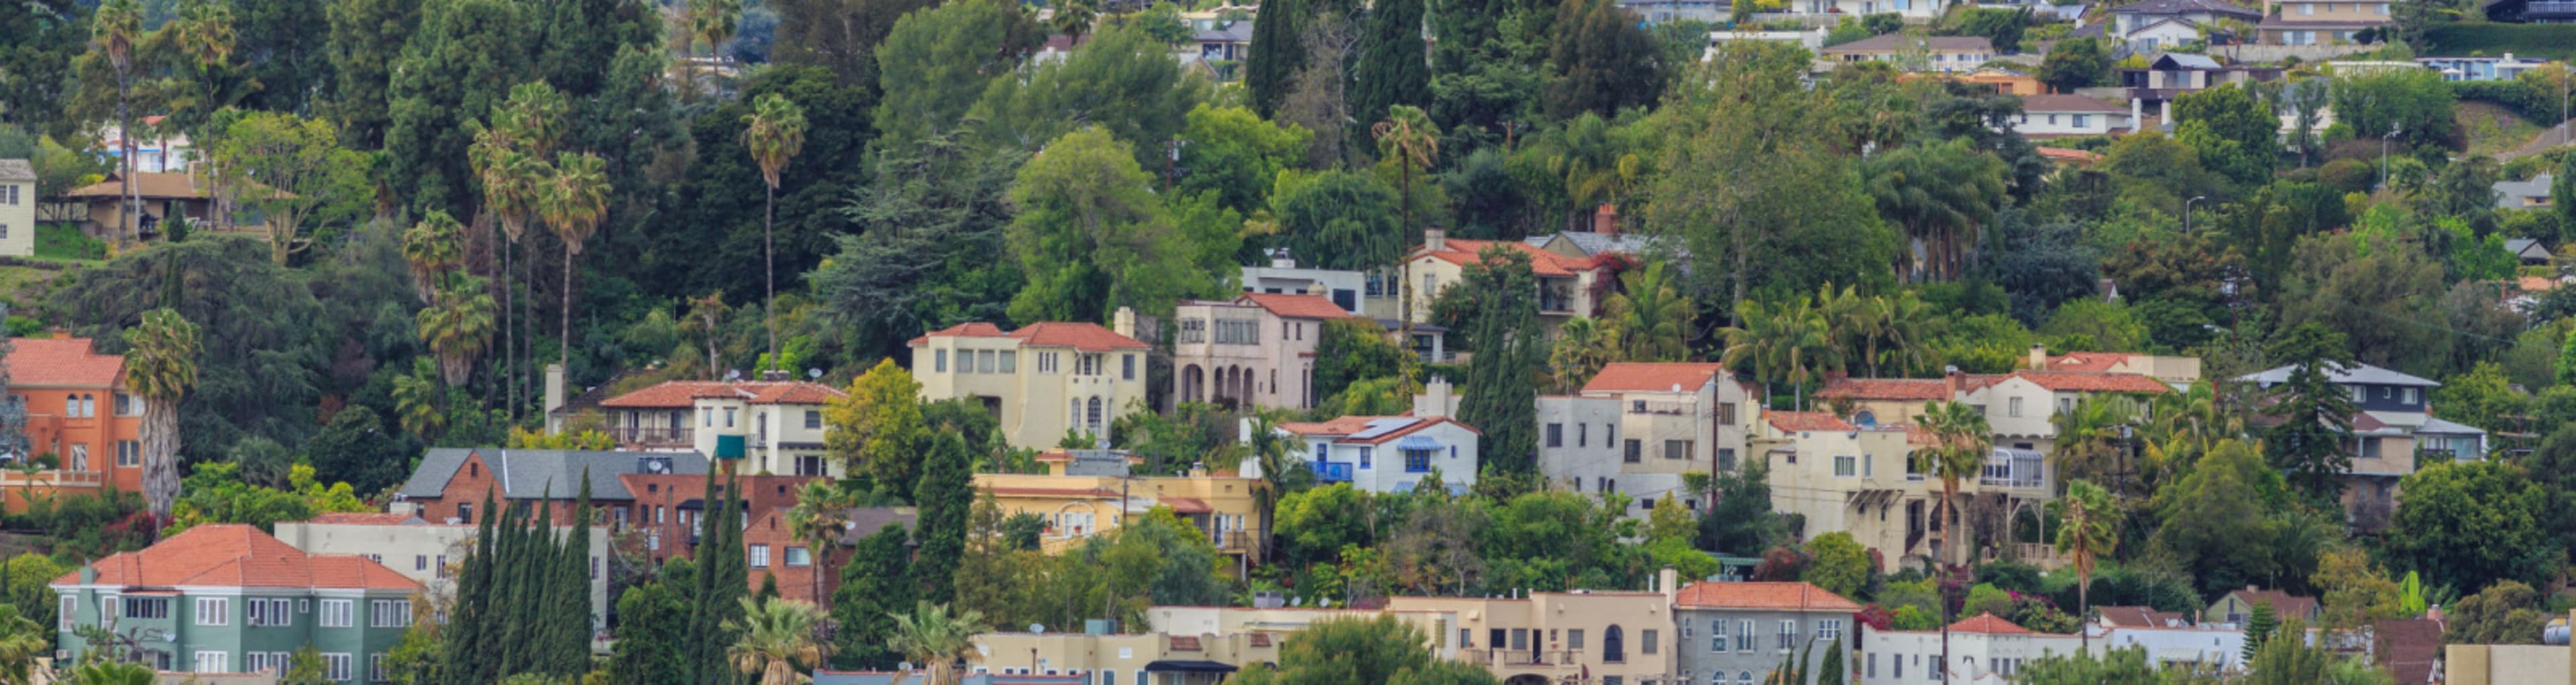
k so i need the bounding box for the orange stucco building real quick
[5,337,142,509]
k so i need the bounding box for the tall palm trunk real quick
[502,238,515,420]
[141,397,180,531]
[1939,480,1956,683]
[562,244,574,370]
[763,184,777,374]
[116,73,136,242]
[2078,570,2090,653]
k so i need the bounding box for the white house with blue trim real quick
[1269,415,1481,494]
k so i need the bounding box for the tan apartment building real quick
[1820,34,1994,73]
[971,605,1452,682]
[2259,0,2390,45]
[971,452,1265,563]
[1536,363,1758,519]
[1753,408,2062,570]
[1387,576,1682,685]
[588,379,847,477]
[1170,293,1365,411]
[910,311,1152,450]
[1405,229,1605,334]
[271,512,612,629]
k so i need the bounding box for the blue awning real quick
[1395,435,1445,450]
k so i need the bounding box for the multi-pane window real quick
[786,546,812,567]
[1546,424,1563,448]
[58,596,71,630]
[319,600,354,627]
[1122,354,1136,380]
[1716,403,1736,425]
[1624,439,1642,463]
[1710,619,1728,651]
[325,653,352,682]
[124,597,170,619]
[1214,319,1259,344]
[371,654,388,682]
[804,411,822,429]
[194,651,228,673]
[749,544,771,568]
[1403,449,1434,473]
[934,349,948,373]
[249,598,292,627]
[1177,319,1206,344]
[1038,352,1061,374]
[1776,620,1796,651]
[1643,630,1658,654]
[977,350,996,373]
[1817,619,1843,641]
[370,600,411,627]
[1834,455,1858,477]
[117,440,140,467]
[195,597,229,625]
[1665,440,1691,460]
[1000,352,1018,373]
[1737,620,1754,652]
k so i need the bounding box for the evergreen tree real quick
[831,523,914,669]
[610,559,694,684]
[1351,0,1430,133]
[1454,248,1544,478]
[2265,323,2359,502]
[438,490,501,685]
[2243,601,2279,661]
[1816,637,1847,685]
[1243,0,1305,117]
[684,475,750,684]
[912,431,972,604]
[383,0,531,216]
[550,476,594,674]
[0,306,28,460]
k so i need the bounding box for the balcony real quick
[609,425,694,446]
[1538,292,1576,314]
[2526,0,2576,17]
[1311,462,1353,483]
[1460,649,1585,667]
[1629,400,1696,416]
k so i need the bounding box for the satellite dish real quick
[724,369,743,381]
[1029,623,1046,634]
[807,368,823,379]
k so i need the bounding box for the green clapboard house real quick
[52,523,425,680]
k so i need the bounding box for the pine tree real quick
[1351,0,1429,133]
[912,432,972,604]
[831,523,914,670]
[550,475,594,674]
[438,490,501,685]
[2243,601,2279,662]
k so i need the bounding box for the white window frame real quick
[749,544,771,568]
[370,599,411,628]
[193,651,228,673]
[325,653,353,682]
[786,546,812,568]
[319,599,354,627]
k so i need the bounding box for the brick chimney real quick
[1593,203,1619,236]
[1944,365,1964,399]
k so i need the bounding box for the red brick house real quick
[741,506,916,603]
[393,447,826,570]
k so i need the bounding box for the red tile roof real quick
[5,337,124,388]
[1238,293,1359,320]
[1159,497,1212,513]
[2035,147,2104,164]
[1814,377,1955,401]
[52,524,422,591]
[906,322,1009,346]
[1948,612,2034,635]
[1277,415,1481,443]
[1415,238,1597,277]
[1010,321,1150,352]
[1581,362,1729,393]
[1765,411,1856,433]
[598,380,847,408]
[2041,352,2132,373]
[304,512,421,525]
[1674,581,1862,612]
[1169,635,1202,651]
[2227,588,2320,620]
[2008,370,2173,394]
[982,486,1127,499]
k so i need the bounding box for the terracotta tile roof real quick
[2519,276,2558,293]
[2095,605,2159,627]
[1278,415,1481,443]
[1169,635,1202,651]
[1415,238,1597,278]
[906,322,1009,346]
[1238,293,1359,320]
[1248,633,1274,647]
[304,512,422,525]
[2009,370,2173,394]
[1159,497,1212,513]
[1814,377,1954,401]
[1674,581,1862,612]
[2035,147,2104,163]
[52,524,423,592]
[1949,612,2034,635]
[1581,362,1729,393]
[63,172,210,199]
[1277,417,1379,436]
[4,337,124,388]
[2373,617,2444,685]
[1010,322,1150,352]
[2042,352,2132,373]
[1765,411,1856,433]
[982,486,1127,499]
[2227,588,2319,620]
[598,380,847,408]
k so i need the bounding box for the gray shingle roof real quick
[2496,173,2553,209]
[397,447,712,500]
[837,507,922,545]
[0,160,32,182]
[1522,231,1671,258]
[2110,0,2261,17]
[2236,362,2439,388]
[2150,53,2225,70]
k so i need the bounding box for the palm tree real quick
[787,480,861,609]
[686,0,743,97]
[1719,297,1837,410]
[470,82,566,420]
[162,0,235,166]
[1874,291,1941,377]
[391,358,447,441]
[1051,0,1096,44]
[888,601,991,685]
[400,211,466,303]
[725,596,825,685]
[418,272,498,387]
[1240,408,1305,564]
[541,152,610,372]
[741,93,808,375]
[1603,262,1693,362]
[0,604,43,685]
[1913,399,1990,677]
[2141,380,2240,490]
[2052,478,2118,653]
[1547,318,1617,393]
[2049,395,2139,496]
[124,308,201,531]
[683,292,730,379]
[1373,105,1441,376]
[1815,283,1879,376]
[91,0,142,243]
[64,661,154,685]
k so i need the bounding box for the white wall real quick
[0,177,31,257]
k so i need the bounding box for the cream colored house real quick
[971,452,1264,562]
[2259,0,2390,45]
[0,160,32,257]
[910,310,1152,450]
[588,379,847,477]
[1387,574,1682,685]
[1753,411,1923,570]
[970,605,1452,681]
[1405,229,1605,333]
[1536,362,1758,519]
[271,512,610,628]
[1859,614,2083,684]
[1171,293,1364,411]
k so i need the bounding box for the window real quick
[1624,439,1642,463]
[1777,620,1796,651]
[749,544,771,568]
[1717,403,1737,425]
[1607,423,1617,447]
[2361,438,2383,459]
[1038,352,1060,374]
[1000,352,1018,373]
[1737,620,1754,652]
[1577,423,1588,447]
[1642,629,1658,654]
[116,392,140,416]
[1569,629,1585,649]
[459,503,474,525]
[1817,619,1843,641]
[2402,387,2418,403]
[371,654,388,682]
[1665,439,1690,460]
[58,596,71,630]
[194,651,228,673]
[2073,115,2090,127]
[1711,620,1728,651]
[2007,397,2023,417]
[1403,449,1433,473]
[786,546,812,567]
[804,411,822,429]
[123,597,169,619]
[369,600,411,627]
[325,653,352,682]
[935,349,948,372]
[702,408,713,427]
[319,600,354,627]
[68,444,86,471]
[250,598,292,627]
[1358,447,1372,469]
[1869,654,1878,678]
[1834,455,1857,477]
[2348,386,2365,403]
[1546,423,1563,447]
[724,407,736,427]
[978,350,997,374]
[116,440,140,467]
[1123,354,1136,380]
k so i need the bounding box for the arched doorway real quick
[1603,625,1625,664]
[1180,364,1204,403]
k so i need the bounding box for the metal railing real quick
[609,425,694,444]
[2526,1,2576,14]
[1311,462,1353,482]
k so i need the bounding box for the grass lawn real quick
[2424,23,2576,62]
[32,223,103,264]
[2459,101,2544,158]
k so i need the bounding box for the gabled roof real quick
[1413,238,1597,278]
[1238,293,1360,320]
[907,321,1148,352]
[0,160,31,182]
[1277,415,1481,443]
[1523,231,1668,258]
[2006,370,2174,394]
[2237,362,2439,388]
[2021,94,2129,114]
[2041,352,2134,372]
[1824,34,1994,54]
[63,172,213,200]
[1765,411,1856,433]
[1580,362,1729,394]
[599,380,848,409]
[3,337,125,388]
[2222,588,2320,619]
[1949,612,2036,635]
[2110,0,2261,17]
[52,524,422,592]
[1674,581,1863,612]
[1814,377,1957,401]
[2148,53,2226,70]
[397,447,711,500]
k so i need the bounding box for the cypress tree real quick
[1243,0,1306,118]
[684,474,750,684]
[552,474,594,674]
[1351,0,1430,131]
[912,432,972,604]
[439,490,502,685]
[830,523,914,670]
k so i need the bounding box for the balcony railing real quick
[2526,1,2576,15]
[609,425,694,445]
[1538,293,1575,313]
[1461,649,1585,667]
[1311,462,1353,483]
[1629,400,1696,415]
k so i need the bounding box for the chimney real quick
[1424,226,1446,253]
[1305,281,1328,297]
[1944,365,1963,399]
[1113,306,1136,339]
[2029,344,2048,370]
[1269,247,1297,269]
[1658,567,1678,599]
[543,364,567,424]
[1415,376,1455,418]
[1593,204,1619,236]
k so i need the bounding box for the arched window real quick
[1086,397,1105,436]
[1737,672,1751,684]
[79,394,95,418]
[1602,625,1625,664]
[1070,399,1083,435]
[1853,409,1876,427]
